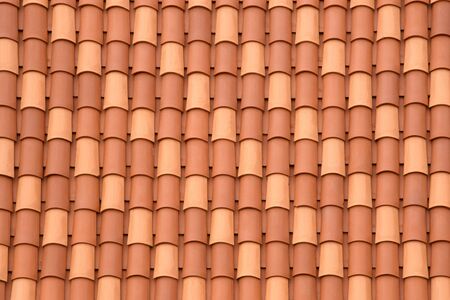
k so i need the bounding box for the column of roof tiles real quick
[70,0,103,298]
[347,0,374,299]
[319,0,346,298]
[265,1,292,299]
[182,0,211,299]
[39,0,76,298]
[210,1,238,298]
[98,0,130,299]
[10,0,47,298]
[0,0,18,297]
[374,0,401,299]
[429,0,450,299]
[126,0,157,299]
[237,0,265,299]
[154,0,184,299]
[402,0,430,298]
[292,0,319,299]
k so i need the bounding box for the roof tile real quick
[318,242,344,277]
[348,173,372,207]
[296,6,319,44]
[266,174,290,209]
[430,69,450,107]
[22,4,47,41]
[50,4,75,43]
[268,73,291,110]
[238,139,263,177]
[238,175,262,210]
[268,0,292,10]
[215,6,238,45]
[430,241,450,277]
[237,208,262,242]
[212,107,236,141]
[186,74,210,111]
[347,242,372,276]
[127,208,153,246]
[403,136,428,175]
[45,141,71,177]
[295,43,319,75]
[0,4,18,41]
[129,175,153,208]
[0,138,14,177]
[265,242,290,277]
[20,72,45,110]
[236,241,260,278]
[160,42,184,76]
[241,7,265,43]
[10,278,36,300]
[100,175,125,211]
[15,176,41,212]
[265,276,289,299]
[209,208,234,245]
[0,39,18,74]
[375,206,400,243]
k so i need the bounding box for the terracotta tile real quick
[265,276,289,300]
[322,73,346,109]
[10,278,36,300]
[429,69,450,107]
[40,244,67,279]
[23,4,47,42]
[11,244,38,279]
[430,36,450,71]
[42,209,68,246]
[0,39,18,75]
[376,5,401,41]
[69,278,95,300]
[319,242,344,277]
[215,6,238,45]
[239,108,264,140]
[295,72,316,102]
[348,242,372,277]
[322,40,346,76]
[106,42,129,75]
[186,74,210,111]
[0,105,17,140]
[376,71,400,106]
[127,208,152,246]
[430,276,450,300]
[237,207,262,243]
[237,241,260,278]
[21,72,45,110]
[403,136,428,175]
[404,37,428,73]
[0,3,19,41]
[265,207,289,243]
[103,72,129,110]
[295,43,319,77]
[23,39,47,73]
[348,275,371,300]
[430,0,450,38]
[293,274,317,299]
[188,10,211,44]
[39,276,65,300]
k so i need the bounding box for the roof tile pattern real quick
[0,0,449,299]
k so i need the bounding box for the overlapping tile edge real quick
[0,0,449,299]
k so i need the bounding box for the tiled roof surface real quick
[0,0,449,299]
